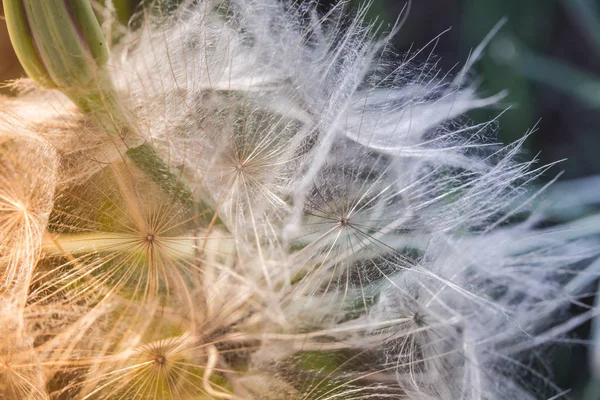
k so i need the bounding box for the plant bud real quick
[3,0,108,89]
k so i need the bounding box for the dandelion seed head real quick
[0,131,57,294]
[0,0,598,399]
[0,301,47,400]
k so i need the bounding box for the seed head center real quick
[412,312,424,326]
[154,355,167,366]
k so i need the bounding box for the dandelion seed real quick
[0,132,57,296]
[0,304,47,400]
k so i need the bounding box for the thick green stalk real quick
[3,0,108,88]
[3,0,132,136]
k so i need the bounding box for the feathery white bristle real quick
[0,0,598,399]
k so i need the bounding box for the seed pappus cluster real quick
[0,0,598,399]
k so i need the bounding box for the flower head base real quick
[0,0,599,399]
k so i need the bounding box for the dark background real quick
[341,0,600,182]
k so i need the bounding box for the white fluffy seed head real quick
[0,1,597,399]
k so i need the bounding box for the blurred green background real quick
[344,0,600,183]
[1,0,599,398]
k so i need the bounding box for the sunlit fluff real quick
[0,0,597,399]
